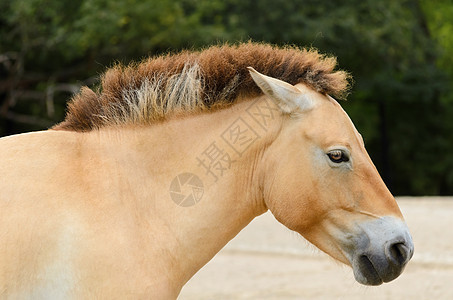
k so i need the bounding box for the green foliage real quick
[422,0,453,78]
[1,0,452,195]
[421,0,453,193]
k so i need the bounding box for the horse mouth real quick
[355,254,383,286]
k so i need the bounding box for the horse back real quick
[0,130,175,298]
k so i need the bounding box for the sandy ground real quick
[179,197,453,299]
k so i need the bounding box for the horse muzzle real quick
[351,216,414,285]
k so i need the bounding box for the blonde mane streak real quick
[114,64,205,126]
[165,64,206,113]
[53,43,351,131]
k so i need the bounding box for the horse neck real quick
[84,95,282,291]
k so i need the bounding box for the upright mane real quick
[53,42,351,131]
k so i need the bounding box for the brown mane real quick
[53,42,351,131]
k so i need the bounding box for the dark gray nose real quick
[385,238,413,267]
[351,217,414,286]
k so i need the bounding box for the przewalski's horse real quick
[0,43,413,298]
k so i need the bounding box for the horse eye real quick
[327,150,349,163]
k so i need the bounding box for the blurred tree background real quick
[1,0,452,195]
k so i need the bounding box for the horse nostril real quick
[387,242,409,266]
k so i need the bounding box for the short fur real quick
[53,42,351,131]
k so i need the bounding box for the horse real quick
[0,43,413,299]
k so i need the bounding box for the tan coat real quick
[0,65,413,298]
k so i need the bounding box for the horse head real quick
[249,67,414,285]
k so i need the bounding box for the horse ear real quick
[247,67,313,114]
